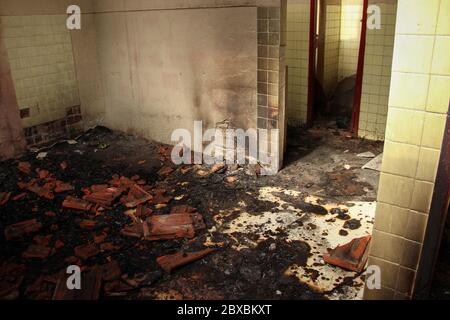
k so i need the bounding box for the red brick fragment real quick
[54,239,65,250]
[33,234,52,246]
[17,162,31,174]
[121,212,205,241]
[170,205,197,214]
[83,187,122,207]
[62,196,92,211]
[211,163,226,173]
[12,192,26,201]
[324,235,371,273]
[102,261,122,282]
[37,169,50,179]
[22,244,51,259]
[156,248,216,273]
[152,189,173,205]
[74,244,99,260]
[0,192,11,206]
[27,182,54,199]
[124,184,153,208]
[100,242,120,252]
[79,220,97,229]
[158,166,174,177]
[94,232,107,244]
[54,181,74,193]
[4,219,42,241]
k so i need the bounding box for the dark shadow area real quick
[430,206,450,300]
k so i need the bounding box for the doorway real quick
[308,0,367,133]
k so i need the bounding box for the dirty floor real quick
[0,124,384,300]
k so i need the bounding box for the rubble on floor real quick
[324,235,371,273]
[0,125,383,300]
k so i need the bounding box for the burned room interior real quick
[0,0,449,302]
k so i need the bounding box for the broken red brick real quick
[180,166,192,174]
[54,181,75,193]
[84,187,122,207]
[17,161,31,174]
[136,205,153,218]
[79,220,97,229]
[27,182,54,200]
[152,189,173,205]
[196,169,209,177]
[211,163,226,173]
[74,244,100,260]
[22,244,52,259]
[324,235,372,273]
[89,184,109,193]
[94,232,107,244]
[53,267,102,300]
[102,261,122,282]
[225,176,238,184]
[0,275,23,300]
[100,242,120,252]
[37,169,50,179]
[157,166,174,177]
[4,219,42,241]
[170,205,197,214]
[122,212,205,241]
[121,223,144,239]
[156,248,216,273]
[12,192,26,201]
[124,184,153,208]
[33,234,52,247]
[0,192,11,206]
[62,196,92,211]
[54,239,65,250]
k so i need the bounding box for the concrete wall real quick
[1,0,283,147]
[93,7,257,143]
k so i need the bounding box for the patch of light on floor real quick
[208,186,377,299]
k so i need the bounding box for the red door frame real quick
[306,0,369,133]
[351,0,369,134]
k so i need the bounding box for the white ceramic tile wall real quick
[1,15,80,128]
[359,1,397,141]
[286,2,310,125]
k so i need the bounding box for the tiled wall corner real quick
[364,0,450,300]
[258,5,285,168]
[1,15,82,145]
[359,1,397,141]
[286,0,310,125]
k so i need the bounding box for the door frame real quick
[351,0,369,134]
[306,0,317,127]
[306,0,369,133]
